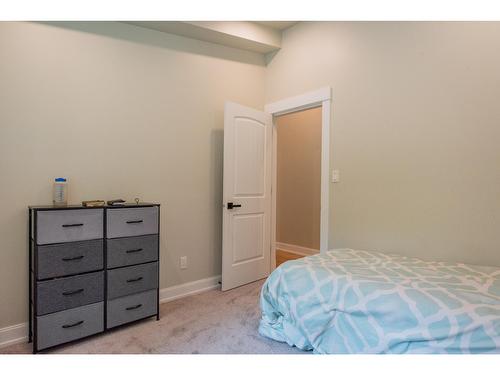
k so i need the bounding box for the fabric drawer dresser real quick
[29,203,160,353]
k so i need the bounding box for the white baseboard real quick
[0,275,222,350]
[276,242,319,256]
[0,323,28,349]
[159,275,221,303]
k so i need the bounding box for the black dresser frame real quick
[28,203,160,353]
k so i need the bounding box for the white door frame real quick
[265,87,332,270]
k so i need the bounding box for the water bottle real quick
[53,177,68,206]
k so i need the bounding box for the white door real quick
[222,102,272,291]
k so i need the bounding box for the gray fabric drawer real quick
[36,302,104,350]
[107,262,158,300]
[106,207,158,239]
[107,235,158,269]
[36,271,104,315]
[36,209,103,245]
[36,239,103,280]
[106,289,157,328]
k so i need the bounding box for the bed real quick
[259,248,500,354]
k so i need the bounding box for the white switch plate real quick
[180,256,188,269]
[332,169,340,183]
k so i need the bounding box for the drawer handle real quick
[126,248,143,254]
[126,304,143,311]
[62,288,84,296]
[62,255,84,262]
[62,320,84,329]
[126,276,143,283]
[62,223,84,228]
[126,220,143,224]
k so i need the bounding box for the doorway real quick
[221,87,331,290]
[274,107,322,266]
[266,86,331,270]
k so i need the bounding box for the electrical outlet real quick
[180,256,188,269]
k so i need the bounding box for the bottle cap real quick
[55,178,67,182]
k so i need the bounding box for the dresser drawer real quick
[36,271,104,315]
[106,207,158,239]
[107,235,158,269]
[36,302,104,351]
[36,239,103,280]
[36,209,103,245]
[107,262,158,300]
[107,289,157,329]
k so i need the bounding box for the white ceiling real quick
[126,21,290,54]
[253,21,298,31]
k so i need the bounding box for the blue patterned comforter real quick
[259,248,500,353]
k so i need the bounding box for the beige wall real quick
[276,107,321,250]
[266,22,500,267]
[0,21,265,328]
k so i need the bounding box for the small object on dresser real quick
[82,200,105,207]
[53,178,68,206]
[107,199,126,206]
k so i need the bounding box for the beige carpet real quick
[1,279,307,354]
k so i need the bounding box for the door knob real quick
[227,202,242,209]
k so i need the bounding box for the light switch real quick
[332,169,340,183]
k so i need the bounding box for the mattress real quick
[259,248,500,353]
